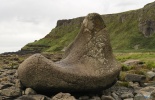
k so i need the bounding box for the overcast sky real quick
[0,0,154,53]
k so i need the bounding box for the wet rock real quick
[25,88,36,95]
[101,95,114,100]
[52,92,76,100]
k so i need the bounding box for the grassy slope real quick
[22,2,155,53]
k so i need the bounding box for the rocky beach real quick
[1,53,155,100]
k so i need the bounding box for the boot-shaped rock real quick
[18,13,121,92]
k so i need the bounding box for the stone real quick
[124,98,133,100]
[150,90,155,99]
[101,95,114,100]
[15,79,23,89]
[25,88,36,95]
[128,82,140,89]
[18,13,121,92]
[125,74,146,83]
[0,83,13,89]
[79,96,89,100]
[15,95,51,100]
[123,60,143,67]
[111,92,121,100]
[0,87,21,97]
[146,71,155,80]
[138,86,155,99]
[51,92,76,100]
[120,93,134,99]
[134,93,145,100]
[91,96,101,100]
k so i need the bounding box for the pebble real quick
[101,95,114,100]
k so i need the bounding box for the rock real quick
[15,79,23,89]
[150,90,155,99]
[101,95,114,100]
[91,96,101,100]
[138,86,155,99]
[125,74,146,83]
[139,20,155,37]
[56,19,71,27]
[128,82,140,89]
[18,13,121,92]
[0,83,13,89]
[120,93,134,99]
[146,71,155,80]
[15,95,51,100]
[123,60,143,67]
[25,88,36,95]
[134,93,145,100]
[0,87,21,97]
[0,96,2,100]
[52,92,76,100]
[124,98,133,100]
[79,96,89,100]
[111,92,121,100]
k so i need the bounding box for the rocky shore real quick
[0,53,155,100]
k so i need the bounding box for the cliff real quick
[21,1,155,53]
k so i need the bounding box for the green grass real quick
[115,52,155,70]
[21,2,155,53]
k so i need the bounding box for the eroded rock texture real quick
[17,13,121,92]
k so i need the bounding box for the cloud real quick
[0,0,155,53]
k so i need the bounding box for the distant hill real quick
[21,1,155,53]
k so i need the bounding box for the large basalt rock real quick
[17,13,121,92]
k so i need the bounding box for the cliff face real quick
[22,1,155,53]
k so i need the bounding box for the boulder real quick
[18,13,121,92]
[125,74,146,83]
